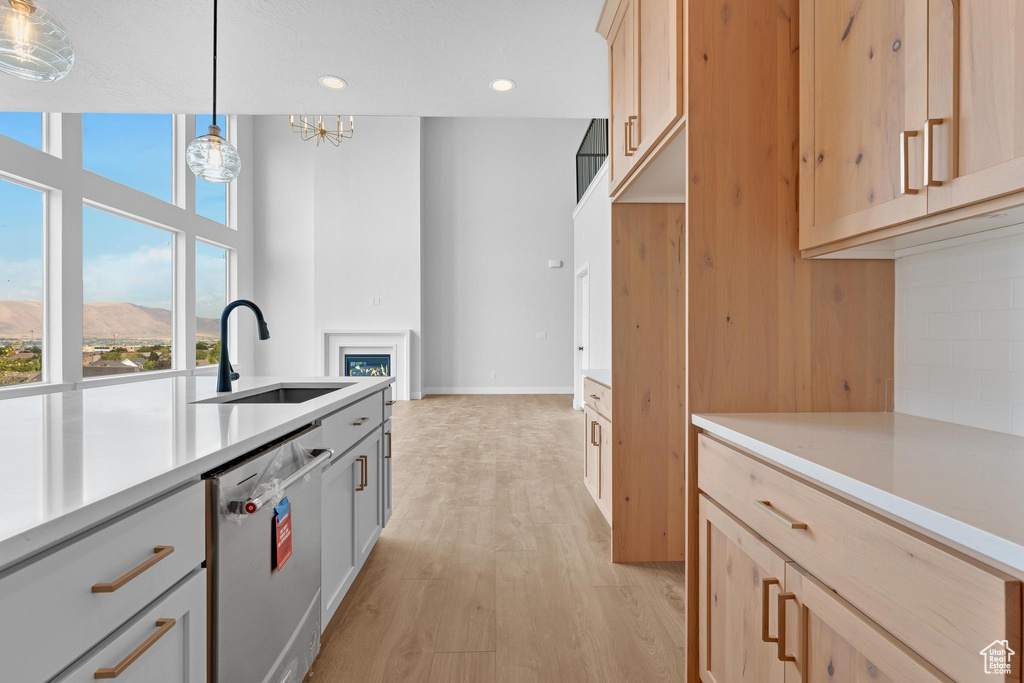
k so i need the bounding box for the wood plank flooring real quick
[306,395,685,683]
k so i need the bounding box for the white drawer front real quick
[56,569,206,683]
[321,392,384,456]
[0,482,205,683]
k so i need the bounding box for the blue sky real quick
[0,112,228,319]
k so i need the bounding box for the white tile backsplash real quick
[897,233,1024,435]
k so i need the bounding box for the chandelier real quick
[289,115,355,147]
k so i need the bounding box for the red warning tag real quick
[272,497,292,571]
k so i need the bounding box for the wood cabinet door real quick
[609,0,637,192]
[781,563,953,683]
[597,413,613,521]
[698,495,788,683]
[799,0,929,250]
[634,0,682,161]
[583,406,599,497]
[926,0,1024,214]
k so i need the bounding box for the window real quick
[195,241,228,366]
[82,207,174,377]
[0,178,44,386]
[196,114,228,225]
[83,114,173,202]
[0,112,42,149]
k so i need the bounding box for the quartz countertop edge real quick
[692,412,1024,574]
[0,375,395,573]
[581,368,611,388]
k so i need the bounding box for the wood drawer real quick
[584,377,611,420]
[697,433,1021,683]
[384,383,395,421]
[320,392,383,456]
[55,568,206,682]
[0,482,206,683]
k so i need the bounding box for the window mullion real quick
[55,113,83,385]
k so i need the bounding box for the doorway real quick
[574,264,590,410]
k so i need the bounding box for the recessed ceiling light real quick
[489,78,515,92]
[319,75,347,90]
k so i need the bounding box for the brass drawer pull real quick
[627,115,638,151]
[385,431,392,459]
[356,455,367,491]
[777,593,797,663]
[589,393,601,400]
[352,416,369,426]
[590,420,599,447]
[755,500,807,530]
[92,546,175,593]
[900,129,920,195]
[624,120,633,157]
[93,618,176,678]
[761,578,780,644]
[386,400,396,406]
[924,118,944,187]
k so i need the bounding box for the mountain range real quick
[0,301,220,341]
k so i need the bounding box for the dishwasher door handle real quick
[236,447,335,514]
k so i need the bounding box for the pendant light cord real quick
[212,0,218,127]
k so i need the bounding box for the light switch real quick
[536,331,547,339]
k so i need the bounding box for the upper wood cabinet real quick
[800,0,1024,254]
[599,0,683,196]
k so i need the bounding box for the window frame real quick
[0,114,249,398]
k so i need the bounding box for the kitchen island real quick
[0,374,395,682]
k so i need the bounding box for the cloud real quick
[0,257,43,300]
[84,243,173,310]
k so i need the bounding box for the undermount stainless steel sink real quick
[193,383,354,405]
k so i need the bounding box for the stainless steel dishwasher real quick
[205,425,333,683]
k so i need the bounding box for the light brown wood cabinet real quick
[698,433,1021,683]
[599,0,683,196]
[582,377,612,525]
[801,0,1024,254]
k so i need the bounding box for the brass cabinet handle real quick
[627,115,639,151]
[755,500,808,530]
[595,420,602,497]
[92,546,174,593]
[352,416,369,426]
[624,120,633,157]
[94,618,176,678]
[356,455,367,491]
[589,393,601,400]
[900,130,920,195]
[590,420,599,446]
[777,592,797,663]
[385,400,396,406]
[761,578,780,644]
[924,118,944,187]
[385,430,392,459]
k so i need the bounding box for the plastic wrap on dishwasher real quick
[221,438,319,525]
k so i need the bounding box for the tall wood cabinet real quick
[801,0,1024,254]
[601,0,683,195]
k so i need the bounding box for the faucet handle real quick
[230,371,240,381]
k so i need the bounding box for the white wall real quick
[572,161,611,408]
[895,227,1024,435]
[421,117,588,394]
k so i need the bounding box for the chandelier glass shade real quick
[189,0,240,182]
[0,0,74,82]
[289,115,355,147]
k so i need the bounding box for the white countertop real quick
[0,375,394,571]
[581,368,612,387]
[693,411,1024,573]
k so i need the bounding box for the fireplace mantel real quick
[321,330,410,400]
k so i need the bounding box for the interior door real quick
[781,563,952,682]
[579,271,591,404]
[354,431,382,568]
[698,495,787,683]
[800,0,929,249]
[926,0,1024,213]
[609,0,637,191]
[321,453,357,631]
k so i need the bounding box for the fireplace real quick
[345,353,391,377]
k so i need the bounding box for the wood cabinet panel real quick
[799,0,929,249]
[698,495,787,683]
[583,405,599,498]
[635,0,682,161]
[782,563,952,683]
[597,412,613,524]
[609,0,637,191]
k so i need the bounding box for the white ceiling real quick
[2,0,609,118]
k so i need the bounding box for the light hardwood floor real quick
[305,394,685,683]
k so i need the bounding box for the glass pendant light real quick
[0,0,74,82]
[187,0,240,183]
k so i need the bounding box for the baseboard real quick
[423,386,574,396]
[410,391,423,400]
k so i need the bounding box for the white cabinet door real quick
[382,421,393,527]
[56,569,206,683]
[355,430,383,568]
[321,452,358,632]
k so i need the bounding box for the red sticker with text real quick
[273,497,292,571]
